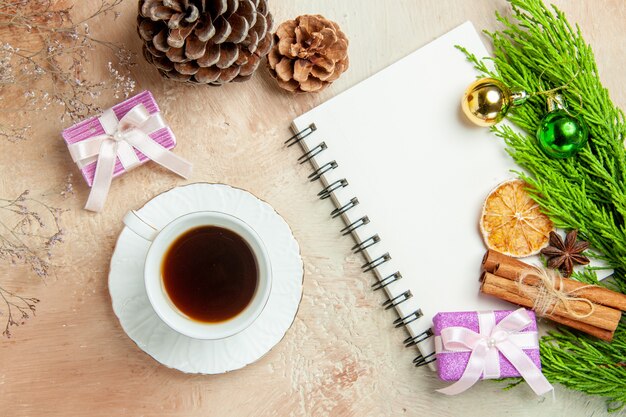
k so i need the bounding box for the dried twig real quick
[0,0,136,141]
[0,285,39,338]
[0,189,66,337]
[0,190,65,278]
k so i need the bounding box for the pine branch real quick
[461,0,626,411]
[540,324,626,413]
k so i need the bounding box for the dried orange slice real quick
[480,179,553,257]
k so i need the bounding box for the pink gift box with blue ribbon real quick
[433,308,552,396]
[61,91,192,212]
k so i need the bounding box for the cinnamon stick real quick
[481,249,529,274]
[481,272,621,332]
[544,313,614,342]
[481,279,614,341]
[488,253,626,312]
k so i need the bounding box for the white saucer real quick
[108,183,304,374]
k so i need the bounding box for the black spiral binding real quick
[318,179,348,200]
[404,329,433,347]
[298,142,327,164]
[341,216,369,235]
[352,234,380,253]
[393,309,423,328]
[331,197,358,218]
[288,124,434,365]
[382,290,412,310]
[286,123,316,147]
[362,253,391,273]
[309,161,338,181]
[413,352,436,367]
[372,272,402,290]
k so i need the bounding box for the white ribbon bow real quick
[68,104,192,212]
[436,308,553,396]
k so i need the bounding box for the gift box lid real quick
[433,309,538,335]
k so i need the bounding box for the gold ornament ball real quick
[461,78,513,127]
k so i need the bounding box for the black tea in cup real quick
[161,226,258,323]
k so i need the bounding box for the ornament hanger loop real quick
[530,65,581,98]
[531,64,585,117]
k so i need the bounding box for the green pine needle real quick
[460,0,626,411]
[541,325,626,412]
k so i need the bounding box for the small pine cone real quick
[137,0,274,85]
[268,15,349,93]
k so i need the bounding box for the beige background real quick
[1,1,625,416]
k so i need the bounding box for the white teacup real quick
[123,210,272,340]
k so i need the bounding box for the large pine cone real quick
[268,15,349,93]
[137,0,273,85]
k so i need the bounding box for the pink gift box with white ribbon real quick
[62,91,176,187]
[61,90,192,212]
[433,308,552,396]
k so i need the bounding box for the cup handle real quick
[123,210,159,241]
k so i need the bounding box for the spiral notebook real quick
[288,22,512,367]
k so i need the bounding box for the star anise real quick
[540,230,590,277]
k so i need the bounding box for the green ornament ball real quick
[537,110,589,159]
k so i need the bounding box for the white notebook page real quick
[291,22,512,362]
